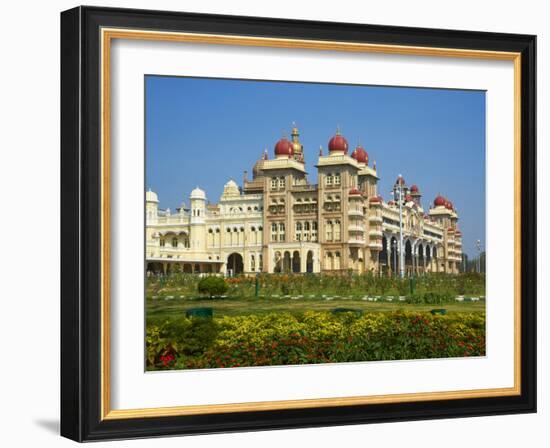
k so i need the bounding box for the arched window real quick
[334,251,341,270]
[326,220,333,241]
[334,173,341,185]
[325,251,333,270]
[171,237,178,248]
[250,255,255,272]
[271,177,278,190]
[295,221,302,241]
[279,223,285,241]
[271,223,278,242]
[279,176,286,188]
[334,220,341,241]
[160,238,165,247]
[326,173,333,186]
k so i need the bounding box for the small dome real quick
[190,186,206,200]
[405,194,413,202]
[274,138,293,157]
[434,195,446,207]
[369,196,382,204]
[410,184,419,193]
[447,227,454,232]
[146,189,159,203]
[349,187,362,196]
[395,175,406,186]
[221,180,240,197]
[351,145,368,164]
[328,130,349,154]
[445,201,454,210]
[388,200,396,206]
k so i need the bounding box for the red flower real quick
[160,353,175,367]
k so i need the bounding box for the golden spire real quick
[290,122,304,162]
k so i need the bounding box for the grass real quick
[146,295,485,321]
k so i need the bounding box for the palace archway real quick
[292,251,301,273]
[306,251,314,273]
[227,253,243,275]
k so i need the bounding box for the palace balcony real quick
[348,237,365,246]
[369,229,383,238]
[348,209,364,217]
[369,216,383,224]
[348,224,365,233]
[368,241,383,250]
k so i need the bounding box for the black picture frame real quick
[61,5,536,442]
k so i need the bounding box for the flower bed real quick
[146,310,485,370]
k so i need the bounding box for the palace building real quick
[146,125,463,276]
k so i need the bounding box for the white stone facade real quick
[146,126,462,276]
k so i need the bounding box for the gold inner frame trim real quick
[100,27,522,420]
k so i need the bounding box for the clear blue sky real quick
[145,76,485,258]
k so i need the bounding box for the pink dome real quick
[351,145,368,164]
[274,138,293,157]
[328,132,349,154]
[434,195,446,207]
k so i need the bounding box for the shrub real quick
[197,276,228,298]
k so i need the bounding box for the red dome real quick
[349,187,362,196]
[405,194,413,202]
[410,184,419,193]
[328,132,349,154]
[447,227,454,232]
[434,195,446,207]
[351,145,368,164]
[369,196,381,204]
[388,200,396,205]
[274,138,293,157]
[445,201,454,210]
[395,175,406,185]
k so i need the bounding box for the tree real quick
[197,276,228,298]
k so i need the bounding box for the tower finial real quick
[319,145,323,156]
[336,124,341,135]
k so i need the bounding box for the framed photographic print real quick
[60,6,536,442]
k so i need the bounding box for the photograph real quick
[144,76,487,371]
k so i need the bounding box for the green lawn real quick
[146,295,485,321]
